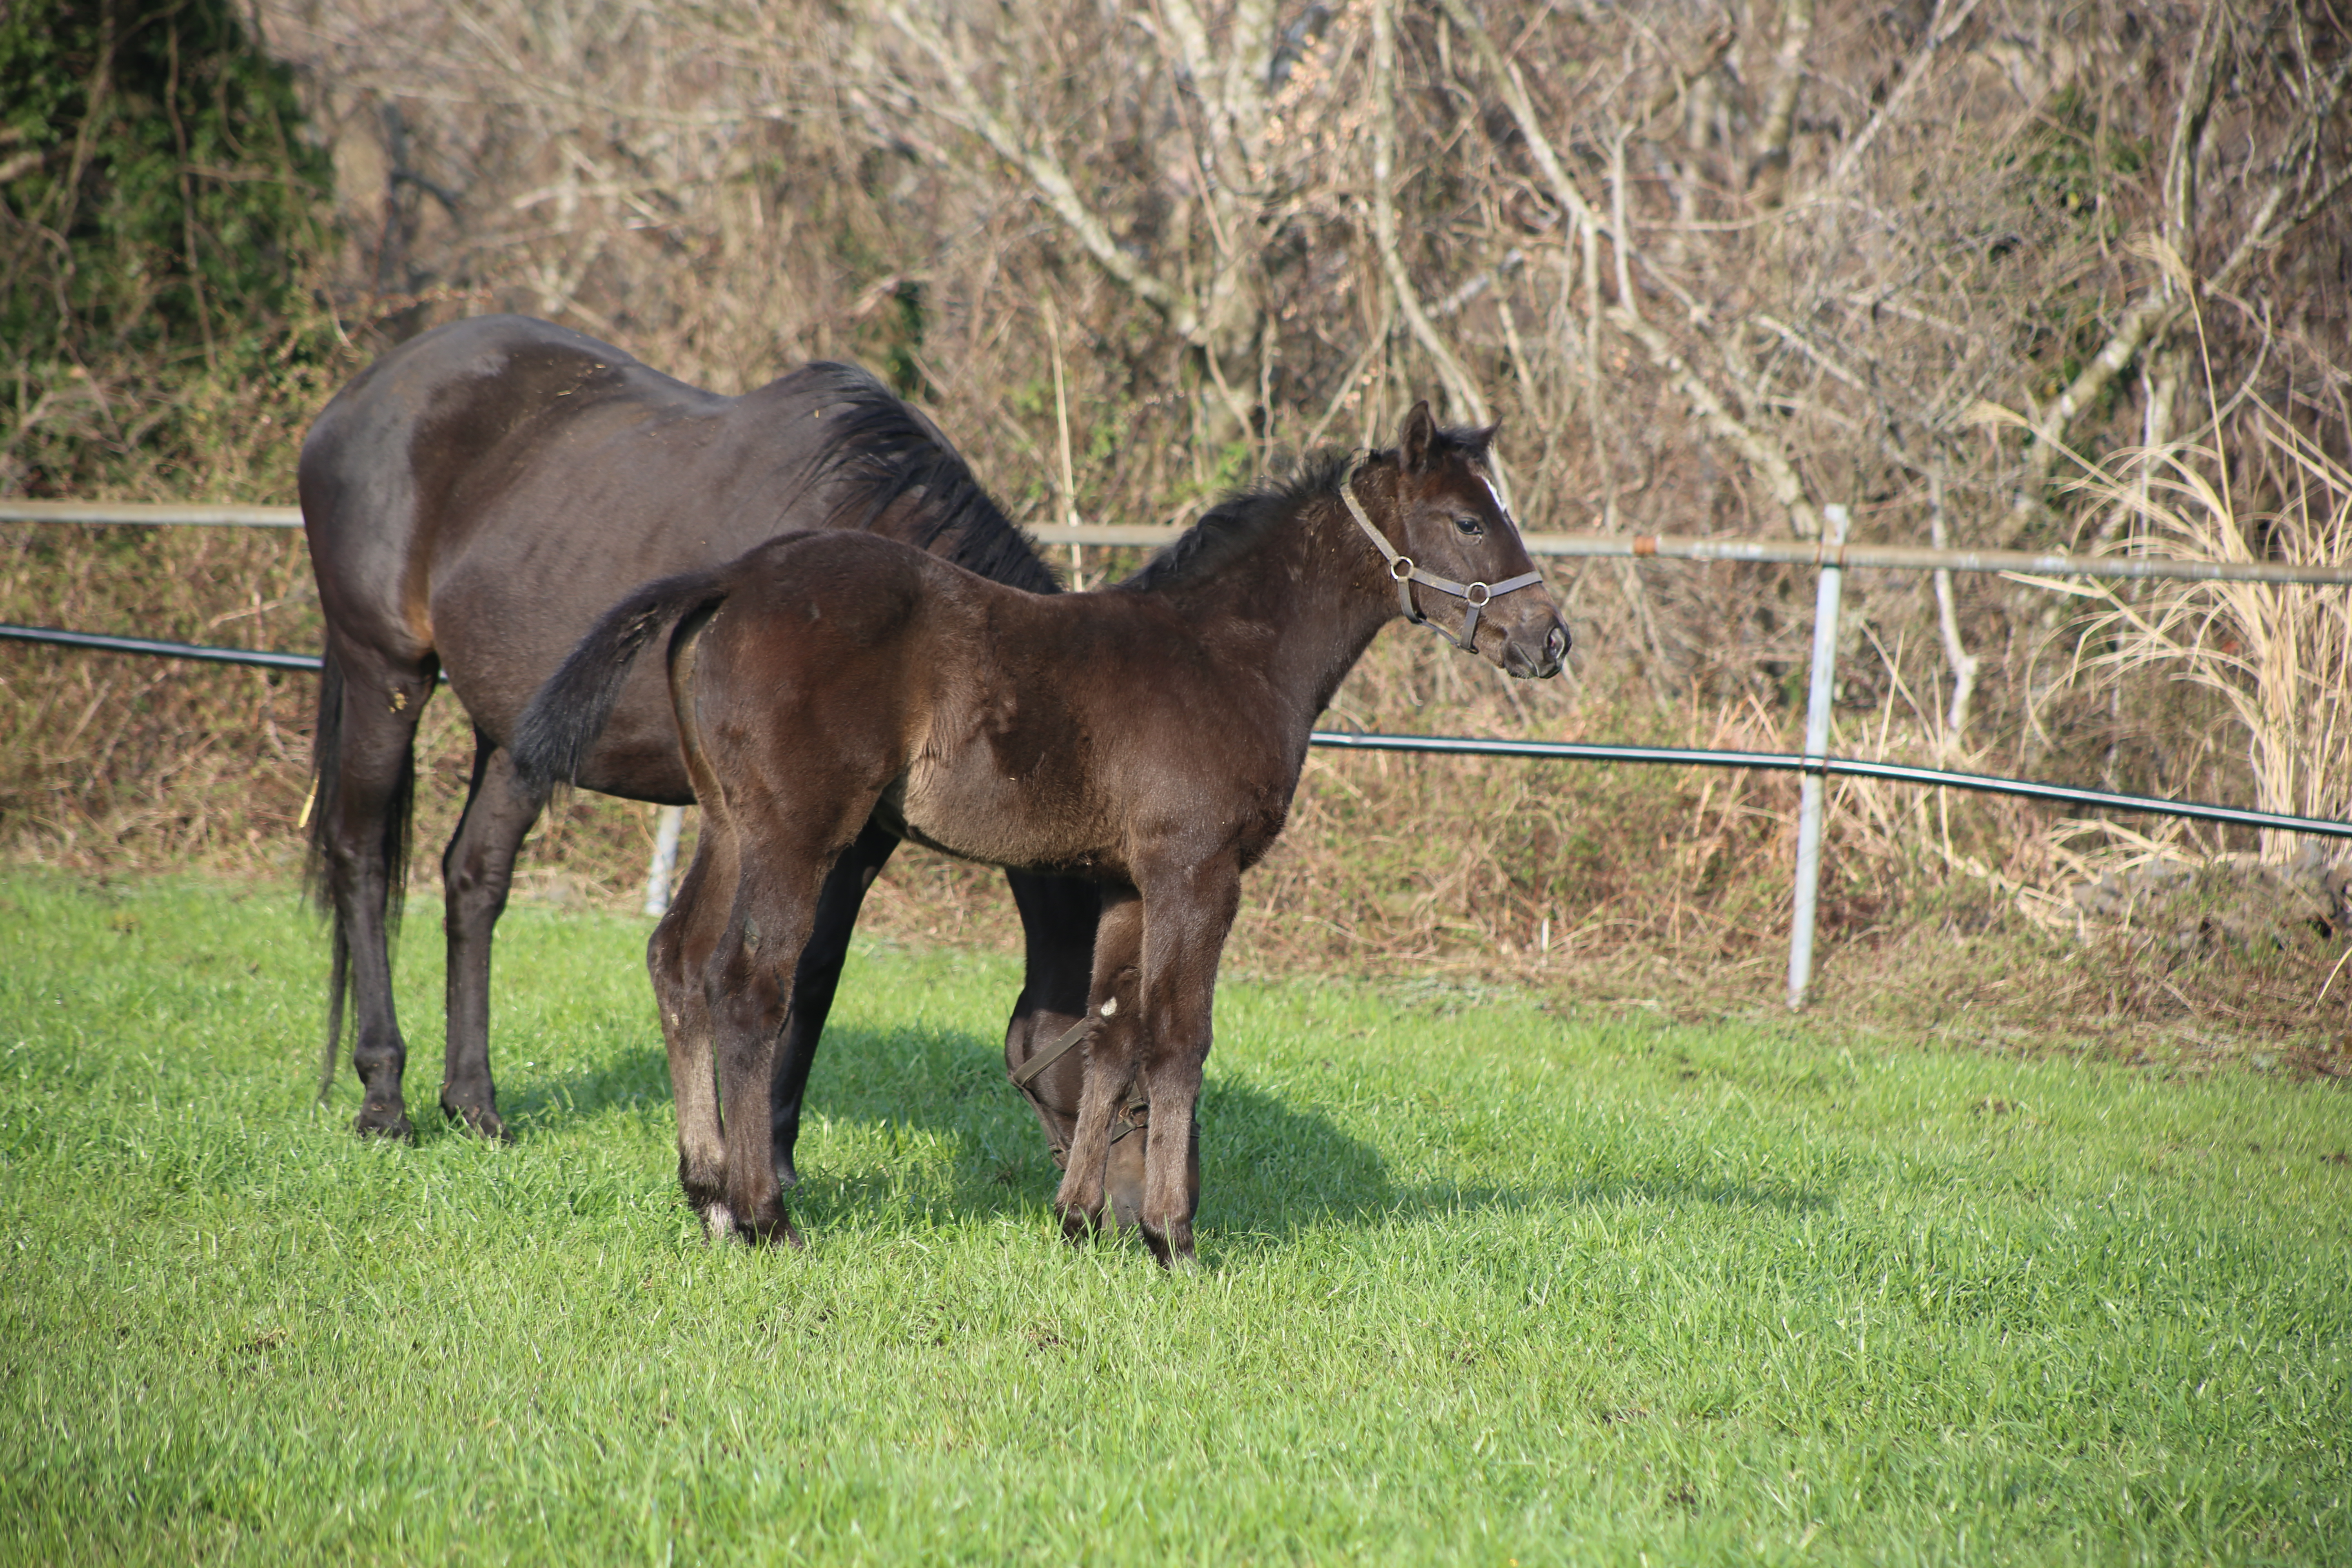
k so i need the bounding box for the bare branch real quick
[1611,306,1825,538]
[884,4,1203,341]
[1748,0,1813,206]
[1371,0,1490,428]
[1995,43,2352,541]
[1821,0,1988,195]
[1432,0,1606,236]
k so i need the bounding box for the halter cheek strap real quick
[1339,460,1546,653]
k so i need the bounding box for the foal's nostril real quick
[1546,620,1571,661]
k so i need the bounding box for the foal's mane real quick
[802,363,1060,595]
[1122,423,1493,594]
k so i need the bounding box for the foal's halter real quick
[1340,459,1545,653]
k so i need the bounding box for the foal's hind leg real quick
[316,644,438,1140]
[438,732,545,1141]
[766,818,901,1190]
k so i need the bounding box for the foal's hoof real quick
[1056,1203,1103,1244]
[751,1216,806,1250]
[352,1105,414,1142]
[703,1201,806,1250]
[440,1096,511,1143]
[1140,1225,1197,1273]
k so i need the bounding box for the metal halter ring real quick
[1464,581,1492,606]
[1389,557,1415,582]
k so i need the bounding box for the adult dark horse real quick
[299,314,1098,1173]
[510,404,1569,1266]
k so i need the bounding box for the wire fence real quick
[9,498,2349,1004]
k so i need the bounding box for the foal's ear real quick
[1465,419,1502,456]
[1400,400,1438,472]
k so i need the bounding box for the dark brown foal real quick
[513,403,1568,1265]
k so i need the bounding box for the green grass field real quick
[2,873,2347,1564]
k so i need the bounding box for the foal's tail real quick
[510,570,729,796]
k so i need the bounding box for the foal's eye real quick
[1454,514,1484,537]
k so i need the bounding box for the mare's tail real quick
[510,570,730,796]
[304,645,417,1102]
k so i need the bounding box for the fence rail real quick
[12,499,2352,586]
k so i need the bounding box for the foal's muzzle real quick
[1506,614,1572,679]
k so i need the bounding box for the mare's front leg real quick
[1051,888,1142,1238]
[438,732,545,1140]
[768,819,901,1189]
[1002,868,1100,1089]
[1130,855,1243,1270]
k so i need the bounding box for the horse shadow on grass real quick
[502,1021,1830,1251]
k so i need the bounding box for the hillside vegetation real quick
[2,0,2348,1038]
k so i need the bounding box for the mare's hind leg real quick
[766,818,901,1190]
[438,732,546,1140]
[650,839,732,1228]
[318,644,437,1140]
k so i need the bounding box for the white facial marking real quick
[1477,472,1512,527]
[1101,997,1119,1016]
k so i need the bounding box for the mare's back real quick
[304,315,851,600]
[302,315,932,759]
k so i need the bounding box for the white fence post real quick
[1787,503,1850,1010]
[643,805,687,918]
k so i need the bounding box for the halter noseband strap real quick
[1339,459,1545,653]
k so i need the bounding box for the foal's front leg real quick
[1130,858,1243,1270]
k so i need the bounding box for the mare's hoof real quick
[352,1106,414,1142]
[773,1158,800,1191]
[441,1097,510,1143]
[1057,1203,1102,1244]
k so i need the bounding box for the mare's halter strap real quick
[1339,460,1544,653]
[1008,1012,1147,1165]
[1009,1013,1092,1089]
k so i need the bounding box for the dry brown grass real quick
[2057,407,2352,855]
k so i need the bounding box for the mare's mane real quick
[803,363,1060,596]
[1121,423,1494,595]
